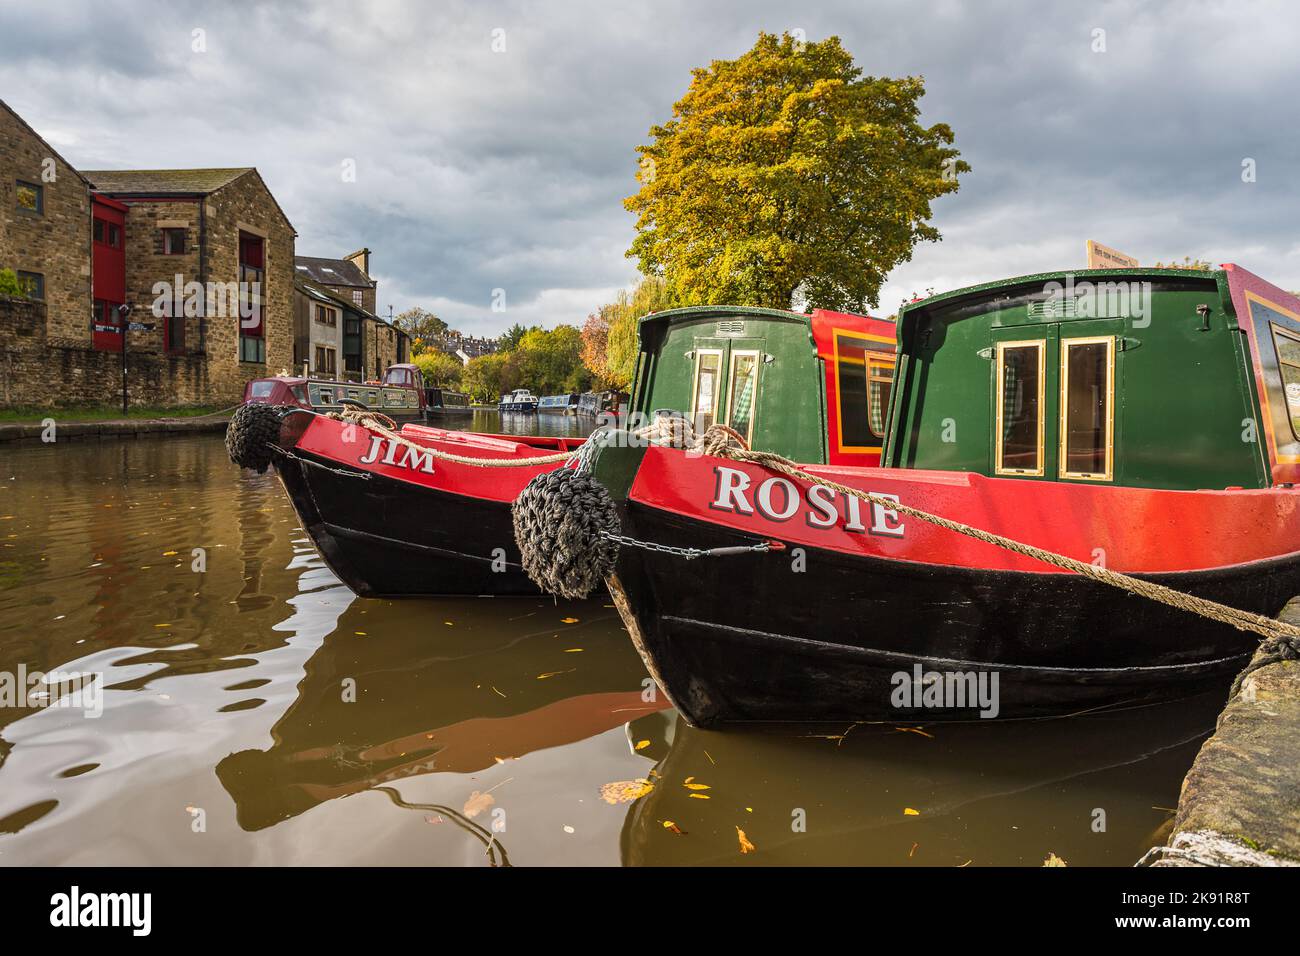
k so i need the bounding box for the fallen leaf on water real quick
[662,820,685,835]
[600,778,655,804]
[909,842,919,858]
[537,669,575,679]
[154,623,170,628]
[683,781,711,791]
[564,648,583,653]
[737,827,755,854]
[354,631,367,636]
[688,793,710,800]
[634,739,651,751]
[162,550,178,556]
[903,808,920,816]
[560,617,579,624]
[1043,852,1068,867]
[463,791,495,818]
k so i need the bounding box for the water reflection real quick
[0,429,1219,866]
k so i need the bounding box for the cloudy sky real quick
[3,0,1298,335]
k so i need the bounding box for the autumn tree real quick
[394,307,449,355]
[412,350,463,388]
[625,32,968,312]
[461,352,521,403]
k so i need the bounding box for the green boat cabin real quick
[882,265,1300,491]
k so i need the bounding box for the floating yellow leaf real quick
[903,807,920,816]
[354,631,367,636]
[463,791,495,818]
[564,648,583,653]
[561,617,579,624]
[688,793,710,800]
[683,782,711,791]
[1043,852,1068,867]
[662,820,685,835]
[634,739,651,751]
[600,778,655,804]
[737,827,755,854]
[162,550,178,556]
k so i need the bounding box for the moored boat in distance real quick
[426,387,472,413]
[578,390,629,417]
[499,388,539,412]
[538,393,580,413]
[244,363,430,421]
[590,265,1300,727]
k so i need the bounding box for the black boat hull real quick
[611,502,1294,727]
[273,447,543,598]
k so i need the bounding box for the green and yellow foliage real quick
[625,32,967,312]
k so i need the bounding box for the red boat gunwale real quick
[627,444,1300,576]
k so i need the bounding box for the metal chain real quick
[599,531,778,561]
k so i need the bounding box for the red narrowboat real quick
[589,266,1300,726]
[230,306,893,597]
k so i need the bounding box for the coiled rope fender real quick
[226,402,288,473]
[512,468,622,600]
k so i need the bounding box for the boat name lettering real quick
[709,466,904,537]
[358,436,436,475]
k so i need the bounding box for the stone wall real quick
[0,106,92,346]
[0,295,209,409]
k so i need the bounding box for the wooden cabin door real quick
[688,336,764,443]
[991,321,1121,481]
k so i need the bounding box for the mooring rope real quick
[330,407,1300,647]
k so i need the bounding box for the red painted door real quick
[92,196,127,352]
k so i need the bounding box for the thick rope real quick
[328,408,577,467]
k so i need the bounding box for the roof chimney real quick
[345,247,371,279]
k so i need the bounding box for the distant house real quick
[295,249,376,314]
[293,277,409,382]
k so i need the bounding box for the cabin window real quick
[1271,324,1300,440]
[691,349,723,430]
[1059,336,1115,480]
[834,334,895,449]
[15,180,42,215]
[995,340,1045,476]
[725,350,759,442]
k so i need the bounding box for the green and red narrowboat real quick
[239,306,893,597]
[590,265,1300,726]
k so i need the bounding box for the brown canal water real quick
[0,412,1224,866]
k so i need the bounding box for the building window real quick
[1058,336,1115,481]
[238,231,265,363]
[315,346,337,376]
[16,271,44,300]
[352,290,363,306]
[15,181,42,215]
[93,218,123,248]
[994,340,1046,477]
[314,304,336,326]
[161,228,186,255]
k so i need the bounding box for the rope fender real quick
[512,468,622,600]
[226,402,289,473]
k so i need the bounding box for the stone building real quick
[295,249,376,313]
[294,278,410,382]
[0,99,299,409]
[0,99,93,347]
[83,168,297,404]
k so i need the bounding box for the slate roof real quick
[295,256,374,288]
[81,167,256,194]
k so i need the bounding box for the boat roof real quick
[896,266,1227,338]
